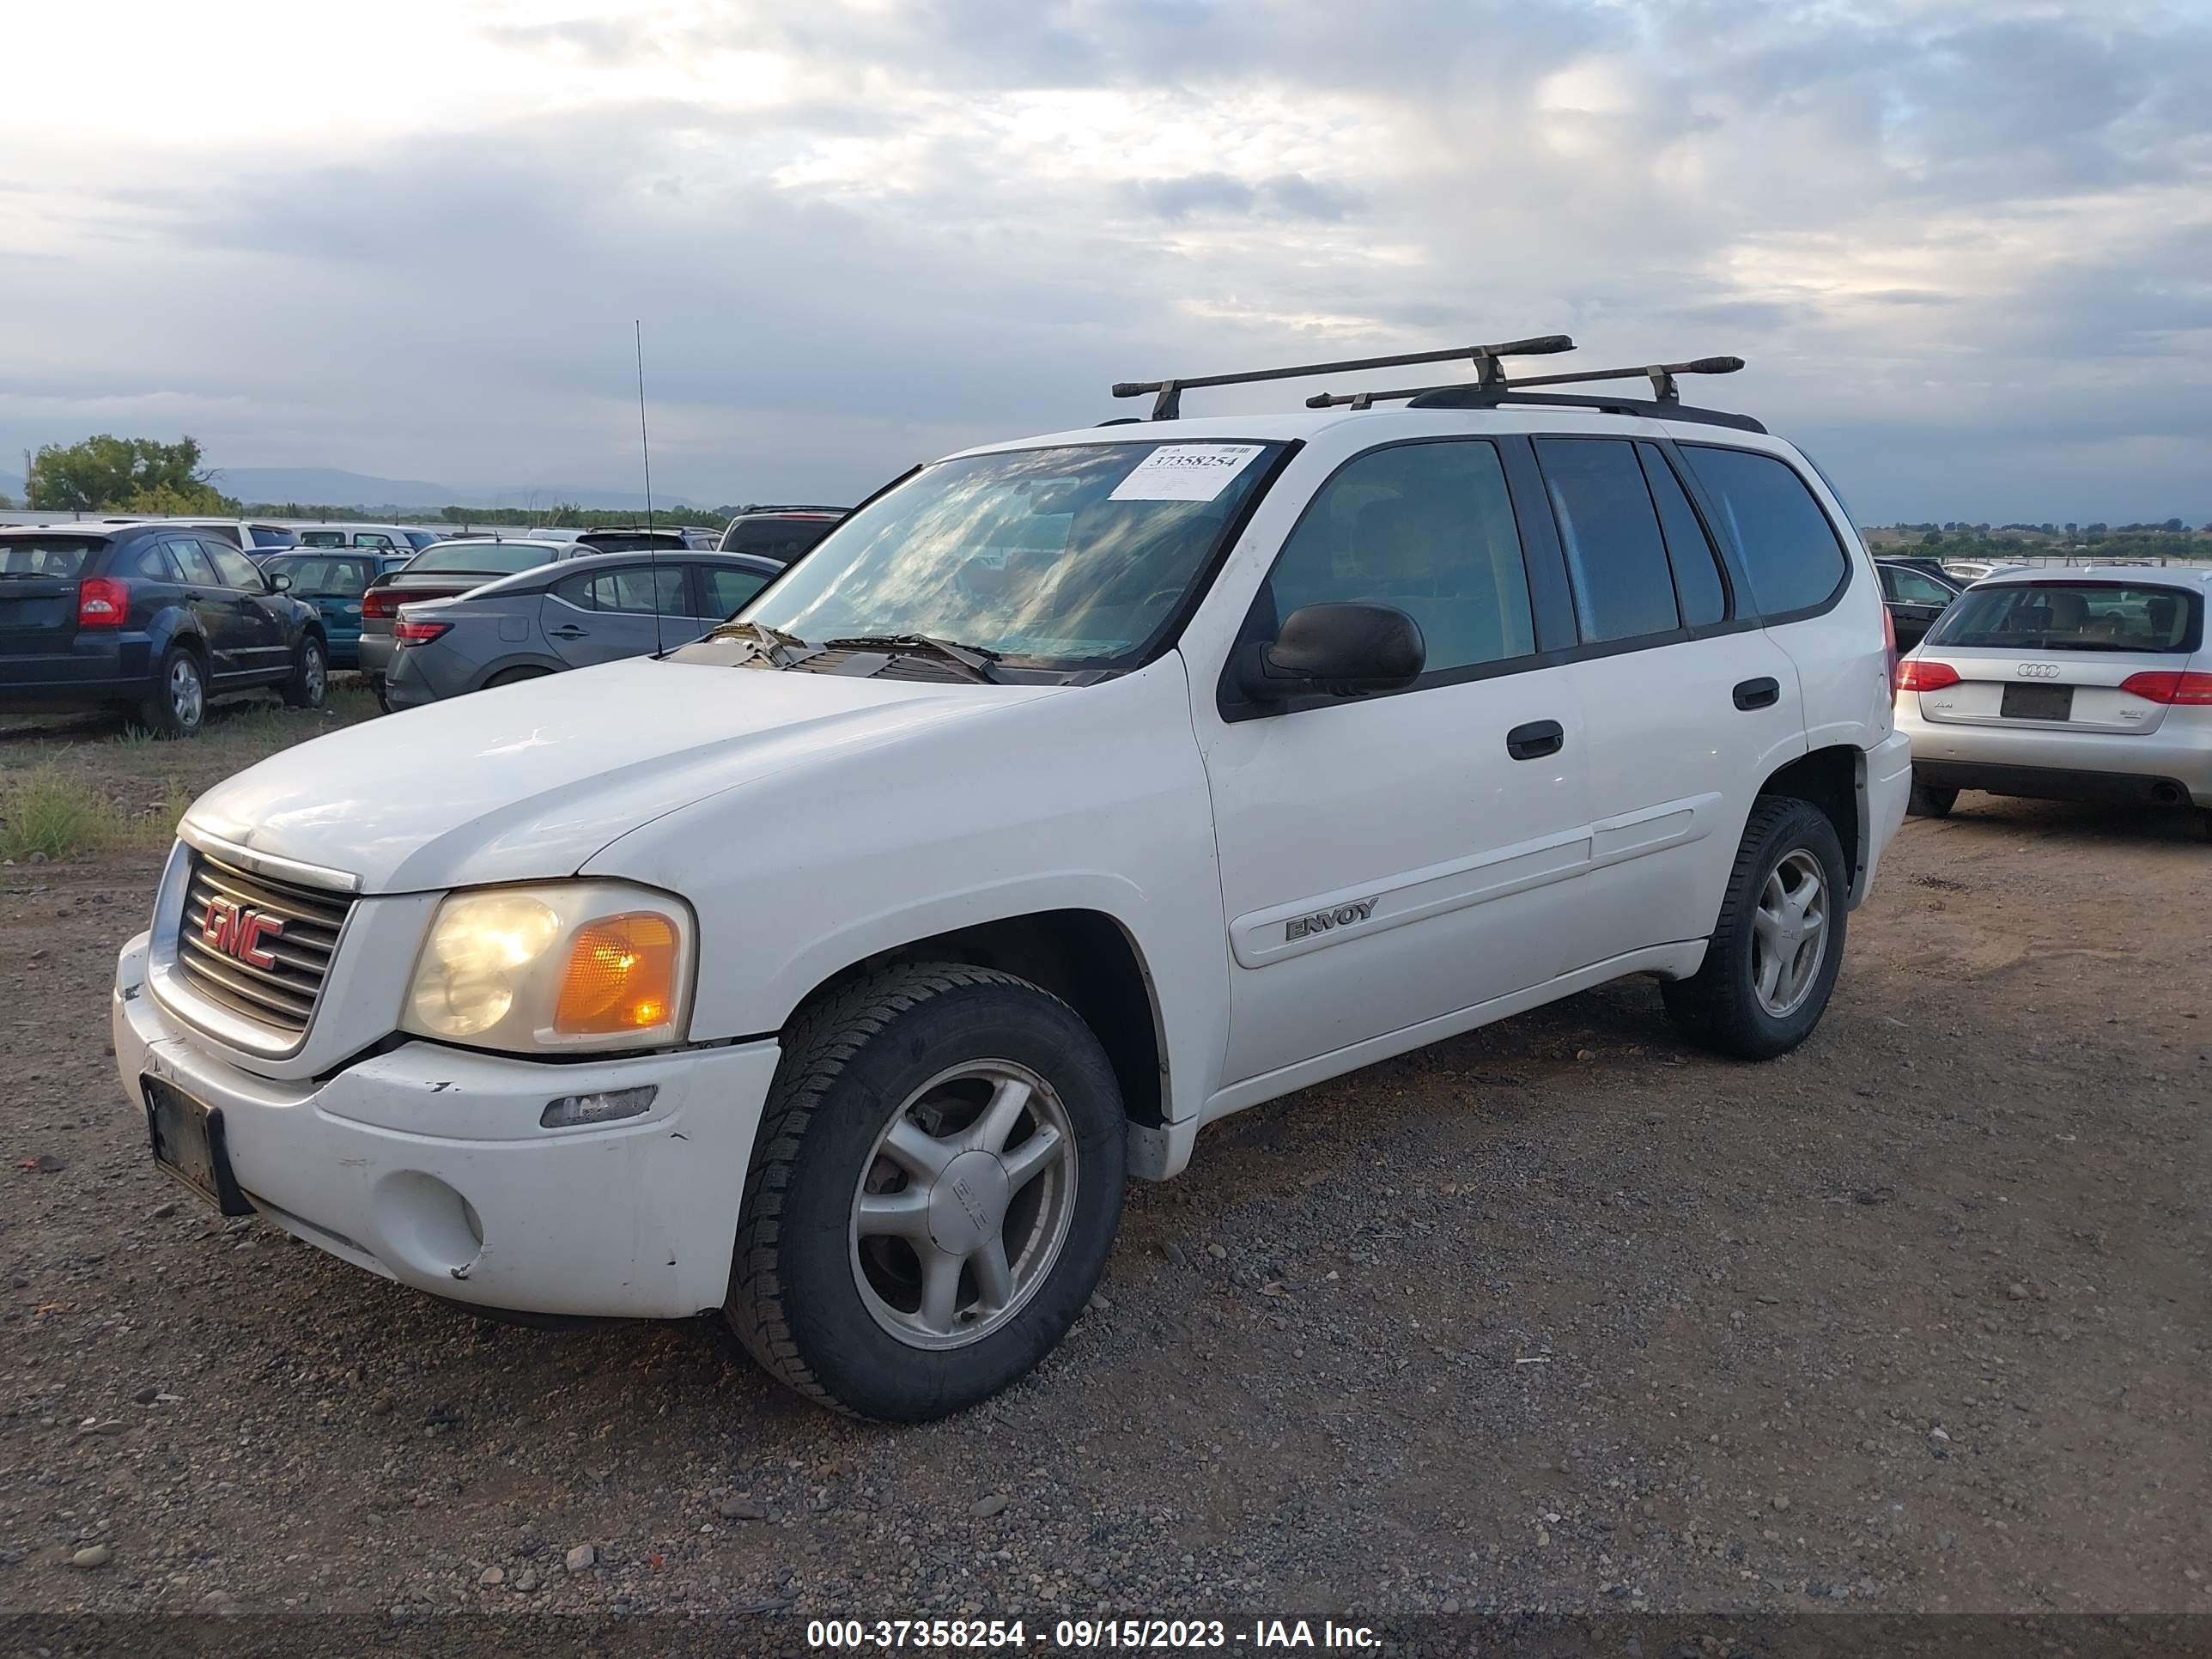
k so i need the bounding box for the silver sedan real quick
[382,550,783,710]
[1894,563,2212,836]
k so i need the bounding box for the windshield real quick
[407,541,557,575]
[1925,580,2203,654]
[736,441,1285,666]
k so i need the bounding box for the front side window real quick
[1886,567,1954,605]
[696,564,772,617]
[738,441,1285,668]
[1263,439,1534,675]
[1680,445,1848,617]
[353,532,396,550]
[204,542,264,590]
[1925,582,2202,654]
[1534,437,1680,644]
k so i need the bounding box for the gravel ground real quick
[1,751,2206,1633]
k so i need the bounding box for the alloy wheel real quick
[1750,848,1828,1018]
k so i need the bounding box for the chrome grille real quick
[174,851,353,1036]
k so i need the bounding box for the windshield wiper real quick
[702,618,813,668]
[823,634,1006,684]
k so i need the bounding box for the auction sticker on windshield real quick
[1109,444,1265,502]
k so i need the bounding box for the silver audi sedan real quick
[383,549,783,710]
[1894,563,2212,837]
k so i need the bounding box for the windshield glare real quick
[737,441,1285,666]
[1927,581,2202,654]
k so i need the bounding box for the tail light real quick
[1881,603,1899,694]
[1896,659,1960,693]
[2119,670,2212,705]
[362,587,401,619]
[76,578,129,629]
[393,619,452,645]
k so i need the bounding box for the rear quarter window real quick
[1680,445,1849,617]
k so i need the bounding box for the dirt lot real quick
[1,701,2206,1628]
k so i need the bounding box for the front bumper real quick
[1898,698,2212,807]
[112,932,779,1319]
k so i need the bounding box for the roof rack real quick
[1112,335,1575,421]
[1303,355,1762,432]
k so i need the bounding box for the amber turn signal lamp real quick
[553,913,680,1035]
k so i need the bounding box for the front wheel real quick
[142,647,206,737]
[726,963,1126,1420]
[280,635,327,708]
[1662,796,1850,1060]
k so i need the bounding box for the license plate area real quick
[143,1077,254,1216]
[2000,683,2073,721]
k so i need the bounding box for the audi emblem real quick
[200,896,283,969]
[2015,662,2062,678]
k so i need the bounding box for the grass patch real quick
[0,769,125,862]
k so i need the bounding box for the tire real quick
[369,676,392,714]
[1662,795,1850,1060]
[726,962,1126,1421]
[280,635,328,708]
[484,666,552,690]
[1907,781,1957,818]
[141,646,207,737]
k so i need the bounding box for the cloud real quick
[0,0,2208,519]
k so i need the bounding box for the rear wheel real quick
[142,647,206,737]
[369,676,392,714]
[1662,796,1850,1060]
[726,963,1125,1421]
[280,635,327,708]
[1907,781,1957,818]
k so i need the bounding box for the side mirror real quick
[268,572,293,592]
[1237,602,1425,703]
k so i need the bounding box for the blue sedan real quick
[382,549,783,710]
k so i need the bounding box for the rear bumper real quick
[1912,759,2201,808]
[112,931,779,1319]
[356,631,394,680]
[1899,699,2212,806]
[0,638,146,708]
[382,645,452,709]
[1859,730,1913,902]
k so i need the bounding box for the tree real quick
[25,434,237,514]
[0,491,14,510]
[1921,530,1943,545]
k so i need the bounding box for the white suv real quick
[111,340,1912,1420]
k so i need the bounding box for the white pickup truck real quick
[112,339,1912,1420]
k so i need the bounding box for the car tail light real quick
[1881,603,1899,694]
[76,578,129,629]
[1896,659,1960,693]
[393,619,452,645]
[362,587,401,619]
[2119,670,2212,705]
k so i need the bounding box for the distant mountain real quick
[214,467,699,513]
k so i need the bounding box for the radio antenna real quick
[635,319,665,656]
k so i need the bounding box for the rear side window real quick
[595,566,685,615]
[1680,446,1848,617]
[249,526,296,549]
[1267,438,1536,675]
[0,538,98,578]
[1884,566,1954,605]
[404,531,439,550]
[165,538,223,586]
[550,573,596,610]
[1636,442,1728,629]
[1533,437,1679,644]
[131,543,183,581]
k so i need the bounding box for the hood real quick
[185,658,1060,893]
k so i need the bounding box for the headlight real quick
[401,882,695,1054]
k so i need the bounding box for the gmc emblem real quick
[1285,896,1378,942]
[200,896,283,969]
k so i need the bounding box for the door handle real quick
[548,625,590,640]
[1733,677,1780,710]
[1506,719,1564,761]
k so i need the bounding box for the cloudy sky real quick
[3,0,2209,520]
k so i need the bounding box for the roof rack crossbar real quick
[1306,356,1743,411]
[1113,334,1574,420]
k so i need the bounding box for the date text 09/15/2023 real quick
[805,1619,1382,1650]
